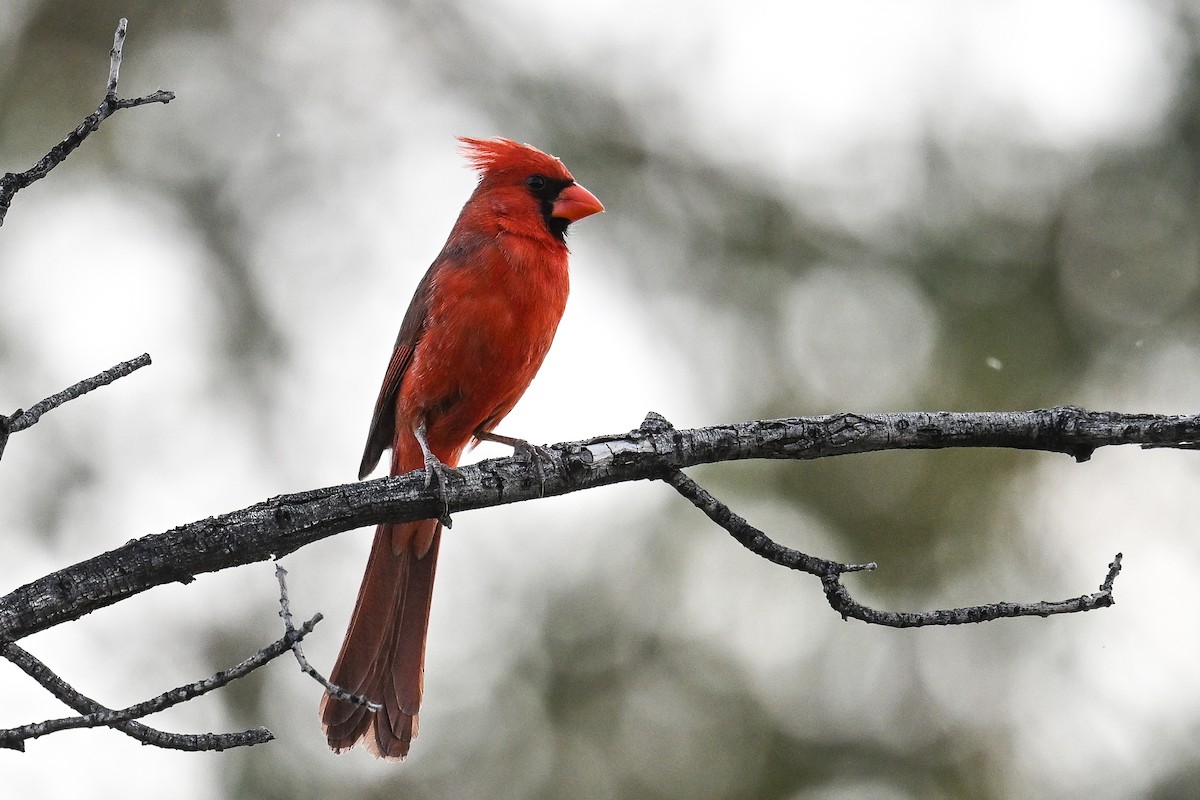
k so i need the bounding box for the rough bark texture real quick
[2,407,1196,644]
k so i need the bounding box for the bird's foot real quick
[422,452,461,528]
[413,420,461,527]
[475,429,555,495]
[510,439,555,494]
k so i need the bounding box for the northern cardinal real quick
[320,137,604,759]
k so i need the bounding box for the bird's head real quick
[459,137,604,241]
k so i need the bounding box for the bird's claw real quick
[473,429,556,495]
[422,453,461,527]
[511,440,555,495]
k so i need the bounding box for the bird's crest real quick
[458,137,574,183]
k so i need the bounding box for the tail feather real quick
[320,518,441,759]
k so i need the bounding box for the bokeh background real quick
[2,1,1200,798]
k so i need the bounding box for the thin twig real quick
[0,354,151,462]
[0,612,320,751]
[661,465,1121,627]
[105,18,127,98]
[0,18,174,226]
[276,563,380,711]
[659,465,872,578]
[0,641,277,752]
[0,642,267,753]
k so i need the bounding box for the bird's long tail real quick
[320,442,446,759]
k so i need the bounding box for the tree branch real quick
[0,354,152,462]
[662,465,1121,626]
[275,563,380,711]
[0,18,174,227]
[1,407,1194,645]
[0,612,321,752]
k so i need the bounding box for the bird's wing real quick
[358,274,432,479]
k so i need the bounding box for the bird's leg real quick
[414,419,460,524]
[475,428,554,494]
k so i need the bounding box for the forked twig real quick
[0,616,320,752]
[661,465,1121,627]
[0,18,174,226]
[276,563,380,711]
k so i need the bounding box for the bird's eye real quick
[526,175,547,192]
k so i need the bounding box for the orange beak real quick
[551,182,604,222]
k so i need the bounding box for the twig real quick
[0,354,152,462]
[0,641,263,752]
[0,615,320,751]
[0,18,174,227]
[661,465,1121,627]
[276,563,380,711]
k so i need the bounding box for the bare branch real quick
[1,643,223,751]
[105,17,128,97]
[0,642,269,752]
[0,612,321,752]
[0,407,1188,645]
[662,466,1121,626]
[276,563,380,711]
[0,353,152,462]
[0,18,174,227]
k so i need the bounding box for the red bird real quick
[320,137,604,759]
